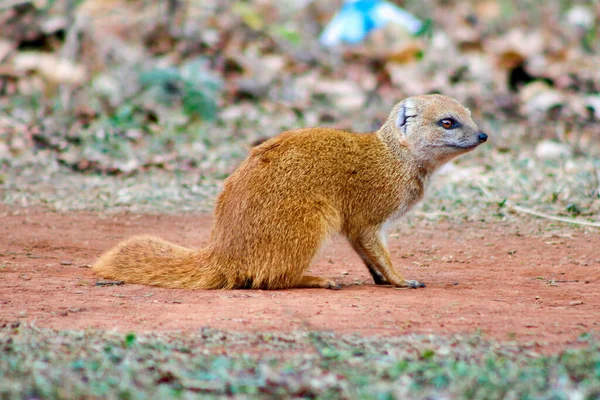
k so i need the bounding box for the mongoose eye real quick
[440,118,457,130]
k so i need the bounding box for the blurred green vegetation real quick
[2,324,599,399]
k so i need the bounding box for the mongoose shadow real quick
[93,94,488,290]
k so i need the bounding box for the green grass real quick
[1,323,599,399]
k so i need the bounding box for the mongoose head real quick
[379,94,487,169]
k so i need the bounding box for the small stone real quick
[60,260,73,265]
[566,5,595,29]
[96,280,125,286]
[535,140,572,160]
[569,301,584,306]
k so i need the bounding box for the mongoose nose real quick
[478,132,488,143]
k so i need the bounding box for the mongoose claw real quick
[406,280,426,289]
[328,281,342,290]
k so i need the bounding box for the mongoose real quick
[93,94,487,290]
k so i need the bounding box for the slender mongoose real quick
[93,94,488,290]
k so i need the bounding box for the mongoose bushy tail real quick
[92,236,224,289]
[92,94,488,290]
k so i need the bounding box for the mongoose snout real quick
[478,132,488,143]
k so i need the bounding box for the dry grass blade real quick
[510,204,600,228]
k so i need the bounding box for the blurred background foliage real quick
[0,0,598,221]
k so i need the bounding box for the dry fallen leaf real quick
[534,140,573,160]
[13,52,87,85]
[519,81,564,120]
[314,80,366,112]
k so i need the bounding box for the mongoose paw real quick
[406,280,426,289]
[327,281,342,290]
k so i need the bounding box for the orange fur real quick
[93,95,487,290]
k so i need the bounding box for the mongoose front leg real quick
[365,265,389,285]
[349,243,389,285]
[349,228,425,288]
[296,275,341,290]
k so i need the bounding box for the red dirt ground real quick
[1,204,598,350]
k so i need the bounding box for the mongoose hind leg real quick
[348,228,425,289]
[295,275,341,290]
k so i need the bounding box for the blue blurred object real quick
[320,0,423,46]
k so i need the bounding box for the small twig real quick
[591,160,600,198]
[510,205,600,228]
[59,0,81,111]
[413,211,452,218]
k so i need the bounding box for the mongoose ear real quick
[395,99,416,136]
[396,105,407,134]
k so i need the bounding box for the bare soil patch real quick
[1,205,598,350]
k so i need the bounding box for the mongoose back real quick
[93,94,488,290]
